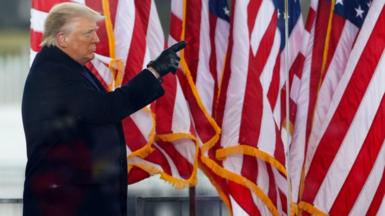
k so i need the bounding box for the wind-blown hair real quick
[41,2,104,47]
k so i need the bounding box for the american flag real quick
[208,0,305,214]
[168,0,233,210]
[162,0,229,189]
[289,0,369,204]
[291,0,385,214]
[125,0,214,187]
[166,0,305,214]
[304,0,372,164]
[31,0,200,188]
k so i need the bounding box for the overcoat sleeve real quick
[30,62,164,125]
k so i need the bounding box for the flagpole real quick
[189,186,196,216]
[284,0,292,214]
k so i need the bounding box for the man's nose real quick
[93,32,100,43]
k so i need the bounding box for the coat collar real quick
[39,46,83,70]
[37,46,104,92]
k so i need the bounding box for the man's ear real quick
[56,32,67,48]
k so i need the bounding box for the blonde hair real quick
[41,2,104,47]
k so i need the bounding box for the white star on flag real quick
[355,5,365,18]
[223,7,230,16]
[336,0,343,5]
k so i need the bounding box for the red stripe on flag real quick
[122,0,151,82]
[320,15,346,84]
[329,96,385,215]
[274,126,285,166]
[280,88,287,128]
[266,165,278,208]
[32,0,69,12]
[177,71,217,143]
[85,0,113,57]
[302,9,385,203]
[267,56,280,109]
[184,0,202,82]
[215,0,236,125]
[199,161,231,210]
[239,14,277,147]
[128,166,150,184]
[306,0,333,146]
[279,188,287,213]
[238,52,263,147]
[122,118,149,152]
[144,147,172,175]
[366,167,385,215]
[169,13,183,41]
[155,75,178,132]
[290,53,305,79]
[208,13,219,114]
[86,62,110,90]
[157,140,193,179]
[247,0,262,33]
[229,181,262,215]
[289,98,297,124]
[305,8,316,32]
[30,30,43,52]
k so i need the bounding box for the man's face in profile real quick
[60,16,100,65]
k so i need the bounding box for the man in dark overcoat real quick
[21,2,185,215]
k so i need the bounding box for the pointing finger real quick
[168,41,186,52]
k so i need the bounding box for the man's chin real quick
[86,53,95,62]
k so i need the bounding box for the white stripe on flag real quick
[273,168,288,195]
[168,35,177,49]
[130,107,153,141]
[309,22,358,150]
[215,19,230,84]
[71,0,85,4]
[262,29,282,130]
[221,54,249,172]
[196,0,215,115]
[250,0,275,55]
[30,9,47,32]
[257,159,270,194]
[258,95,277,155]
[142,44,150,70]
[174,139,196,165]
[260,29,280,96]
[290,21,315,203]
[30,49,38,66]
[348,139,385,215]
[314,50,385,211]
[378,197,385,215]
[290,75,301,103]
[171,0,183,20]
[146,0,164,58]
[114,0,136,67]
[221,0,249,151]
[305,0,383,173]
[310,0,318,11]
[251,185,273,216]
[223,154,244,175]
[284,17,305,65]
[90,58,113,83]
[230,195,250,216]
[154,143,182,179]
[172,81,191,132]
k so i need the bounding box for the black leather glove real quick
[147,41,186,78]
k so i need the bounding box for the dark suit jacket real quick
[22,46,164,216]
